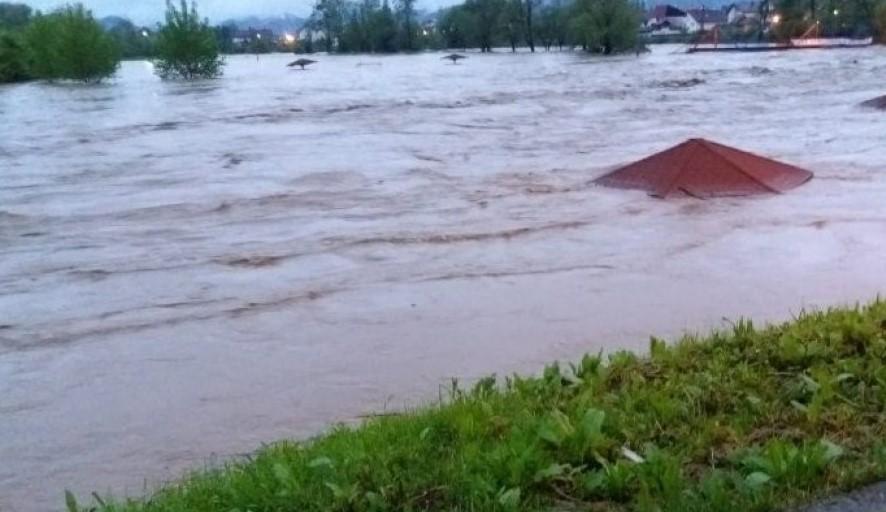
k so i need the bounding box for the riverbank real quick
[72,300,886,511]
[4,49,886,511]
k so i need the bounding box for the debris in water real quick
[860,95,886,110]
[748,66,773,76]
[287,58,317,70]
[219,256,285,268]
[652,77,705,89]
[442,54,467,64]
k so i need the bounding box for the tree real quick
[0,3,30,83]
[153,0,224,80]
[312,0,346,52]
[396,0,416,50]
[774,0,812,40]
[246,33,274,54]
[22,4,120,82]
[0,2,30,30]
[876,0,886,40]
[757,0,772,39]
[374,0,399,51]
[107,18,153,58]
[439,5,476,49]
[465,0,504,51]
[214,24,236,53]
[525,0,536,51]
[537,1,568,50]
[0,31,28,82]
[340,10,364,51]
[572,0,639,54]
[501,0,524,51]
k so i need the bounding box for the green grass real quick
[72,301,886,512]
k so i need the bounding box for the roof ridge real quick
[654,139,700,197]
[698,139,781,194]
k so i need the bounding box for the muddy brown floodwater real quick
[2,47,886,512]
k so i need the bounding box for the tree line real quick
[303,0,643,54]
[769,0,886,40]
[297,0,886,53]
[0,0,223,83]
[3,0,886,84]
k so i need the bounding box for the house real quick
[724,1,777,24]
[725,2,754,23]
[231,28,275,45]
[719,0,779,33]
[297,28,326,42]
[645,5,701,34]
[687,7,728,30]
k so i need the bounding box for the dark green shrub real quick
[153,0,224,80]
[571,0,641,54]
[22,3,120,82]
[0,30,28,82]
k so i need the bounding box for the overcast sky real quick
[22,0,453,25]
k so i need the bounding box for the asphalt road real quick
[799,482,886,512]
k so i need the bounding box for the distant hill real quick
[99,15,134,30]
[220,14,306,34]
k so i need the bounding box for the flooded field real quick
[2,46,886,511]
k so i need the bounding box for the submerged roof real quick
[861,95,886,110]
[594,138,813,198]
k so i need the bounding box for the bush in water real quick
[153,0,224,80]
[22,3,120,82]
[0,31,29,82]
[571,0,641,54]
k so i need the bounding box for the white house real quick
[645,5,702,34]
[722,1,778,28]
[687,7,728,30]
[297,28,326,42]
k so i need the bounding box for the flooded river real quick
[2,47,886,511]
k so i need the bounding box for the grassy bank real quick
[76,302,886,512]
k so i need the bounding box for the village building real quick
[231,28,275,46]
[687,7,728,30]
[644,5,702,35]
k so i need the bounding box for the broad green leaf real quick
[308,456,334,468]
[498,487,521,508]
[791,400,809,412]
[534,463,568,482]
[538,410,574,446]
[272,462,293,483]
[581,408,606,439]
[91,492,106,507]
[800,374,821,392]
[821,439,844,462]
[325,481,346,499]
[64,490,78,512]
[584,471,606,492]
[563,372,584,387]
[364,491,383,506]
[745,471,771,489]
